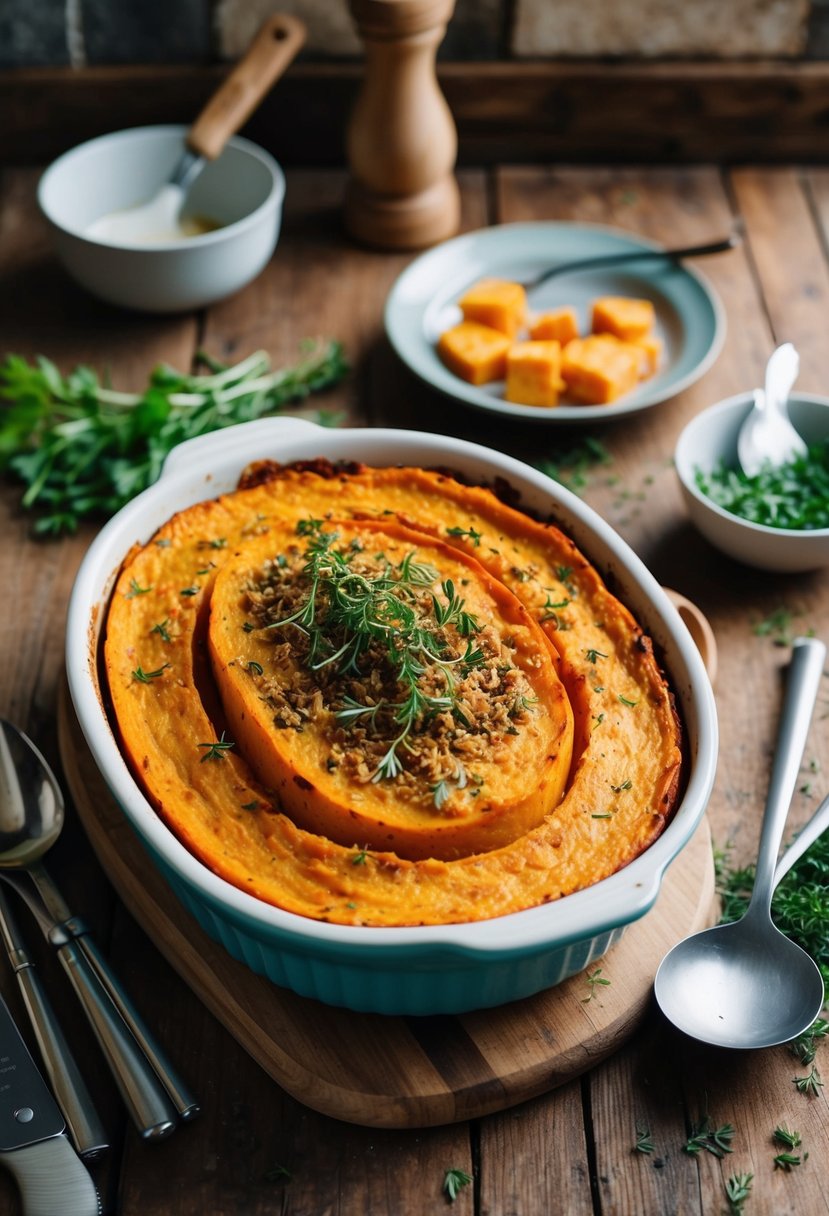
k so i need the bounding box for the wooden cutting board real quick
[58,692,715,1130]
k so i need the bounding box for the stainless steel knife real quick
[0,990,99,1216]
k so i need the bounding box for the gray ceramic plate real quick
[385,221,726,423]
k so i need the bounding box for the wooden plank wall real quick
[5,61,829,167]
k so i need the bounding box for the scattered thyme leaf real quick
[443,1168,472,1202]
[126,578,152,598]
[773,1125,801,1149]
[724,1172,752,1214]
[198,732,235,762]
[581,967,611,1001]
[586,648,608,664]
[446,525,482,547]
[633,1128,654,1155]
[131,663,170,684]
[683,1117,735,1158]
[793,1065,823,1096]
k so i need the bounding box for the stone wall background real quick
[2,0,826,69]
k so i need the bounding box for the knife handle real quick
[14,964,109,1161]
[3,1136,100,1216]
[56,939,177,1141]
[76,933,200,1122]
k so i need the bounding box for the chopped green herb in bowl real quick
[694,441,829,531]
[674,392,829,572]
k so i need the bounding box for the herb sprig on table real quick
[0,340,347,535]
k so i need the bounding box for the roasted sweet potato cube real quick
[591,296,656,342]
[561,335,641,404]
[458,278,527,337]
[529,307,580,346]
[505,340,565,408]
[630,332,663,378]
[437,321,511,385]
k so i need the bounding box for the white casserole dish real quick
[65,418,718,1015]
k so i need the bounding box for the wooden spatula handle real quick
[187,13,306,161]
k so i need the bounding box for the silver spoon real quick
[654,636,826,1049]
[0,719,198,1137]
[736,342,807,477]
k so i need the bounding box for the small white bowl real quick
[38,125,285,313]
[675,392,829,573]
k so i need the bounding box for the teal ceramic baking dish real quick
[66,418,718,1015]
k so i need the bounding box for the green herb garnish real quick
[131,663,170,684]
[538,438,612,495]
[198,732,235,762]
[683,1117,735,1158]
[581,967,611,1001]
[0,342,347,535]
[267,525,486,785]
[724,1172,752,1214]
[633,1128,654,1155]
[695,442,829,531]
[793,1065,823,1096]
[446,525,482,547]
[442,1168,472,1202]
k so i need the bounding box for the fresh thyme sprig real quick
[442,1168,472,1202]
[724,1172,753,1214]
[0,341,347,535]
[683,1117,735,1158]
[266,523,486,785]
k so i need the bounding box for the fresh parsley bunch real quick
[0,340,347,535]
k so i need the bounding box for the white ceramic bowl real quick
[38,125,285,312]
[675,392,829,573]
[65,419,718,1015]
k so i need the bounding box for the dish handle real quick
[160,416,323,482]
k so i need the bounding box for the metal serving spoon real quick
[736,342,807,477]
[0,719,198,1137]
[654,636,826,1050]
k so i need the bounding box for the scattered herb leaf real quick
[633,1128,654,1154]
[198,732,235,762]
[443,1168,472,1202]
[724,1172,753,1214]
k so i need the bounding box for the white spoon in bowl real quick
[736,342,807,477]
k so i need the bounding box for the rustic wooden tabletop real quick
[1,161,828,1216]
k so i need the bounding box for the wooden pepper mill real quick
[345,0,460,250]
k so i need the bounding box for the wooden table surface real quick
[1,162,828,1216]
